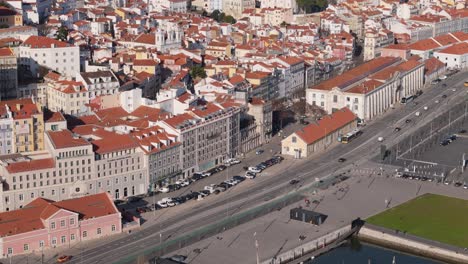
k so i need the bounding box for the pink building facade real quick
[0,192,121,258]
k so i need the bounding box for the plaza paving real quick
[167,172,468,264]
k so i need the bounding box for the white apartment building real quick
[0,106,14,155]
[149,0,187,13]
[271,56,305,98]
[46,71,120,116]
[19,36,79,78]
[76,71,120,99]
[223,0,255,18]
[0,128,149,212]
[434,42,468,69]
[158,103,240,177]
[132,126,182,188]
[306,57,424,120]
[260,0,298,13]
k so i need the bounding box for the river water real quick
[306,241,442,264]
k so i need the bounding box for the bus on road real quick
[341,129,362,144]
[400,95,414,104]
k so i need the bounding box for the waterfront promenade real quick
[166,169,468,263]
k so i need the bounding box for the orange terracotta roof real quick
[436,42,468,55]
[408,38,440,51]
[6,158,55,173]
[53,193,118,220]
[47,129,90,149]
[23,36,69,48]
[0,47,13,56]
[424,57,445,76]
[190,103,222,118]
[0,193,118,237]
[346,79,384,94]
[92,134,138,154]
[163,113,197,128]
[311,57,400,91]
[295,108,356,145]
[44,110,65,123]
[133,59,158,66]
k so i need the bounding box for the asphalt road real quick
[35,72,468,264]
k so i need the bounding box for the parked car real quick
[255,149,264,155]
[442,94,447,98]
[223,180,236,187]
[200,190,211,197]
[338,158,346,163]
[192,173,203,181]
[114,199,126,206]
[248,167,262,173]
[455,182,463,187]
[136,207,148,214]
[233,175,246,182]
[169,255,188,263]
[204,184,217,194]
[218,182,232,189]
[179,179,191,187]
[217,165,227,171]
[245,172,256,179]
[448,134,457,141]
[394,127,401,132]
[405,119,411,123]
[128,196,143,203]
[157,198,173,208]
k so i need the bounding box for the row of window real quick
[7,225,117,254]
[12,174,92,191]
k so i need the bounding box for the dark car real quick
[405,119,411,123]
[289,179,300,185]
[455,182,463,187]
[460,129,467,134]
[128,196,142,203]
[442,94,447,98]
[192,173,203,181]
[394,127,401,132]
[440,139,450,146]
[114,199,126,206]
[233,175,245,182]
[136,207,148,214]
[207,168,218,175]
[448,134,457,141]
[218,182,231,189]
[338,158,346,162]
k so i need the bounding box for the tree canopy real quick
[210,10,237,24]
[189,65,207,79]
[55,26,68,41]
[297,0,328,13]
